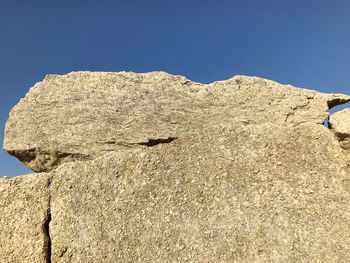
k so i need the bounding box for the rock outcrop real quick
[4,72,349,172]
[1,71,350,262]
[329,108,350,149]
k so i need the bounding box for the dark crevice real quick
[333,132,350,141]
[43,210,52,263]
[328,101,350,114]
[104,137,178,148]
[136,137,177,147]
[43,177,52,263]
[327,98,350,110]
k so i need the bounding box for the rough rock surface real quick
[2,71,350,262]
[48,125,350,262]
[0,173,50,262]
[4,72,350,172]
[329,108,350,149]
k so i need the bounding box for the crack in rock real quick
[3,72,350,262]
[102,137,178,148]
[132,137,177,147]
[327,97,350,109]
[43,177,52,263]
[43,210,52,263]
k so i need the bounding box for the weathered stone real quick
[45,124,350,262]
[2,72,350,262]
[330,108,350,149]
[3,72,350,172]
[0,173,50,262]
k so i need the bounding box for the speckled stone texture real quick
[0,173,50,262]
[1,72,350,262]
[330,108,350,149]
[4,71,349,172]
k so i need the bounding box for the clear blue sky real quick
[1,0,350,176]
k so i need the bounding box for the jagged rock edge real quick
[6,148,93,173]
[327,97,350,110]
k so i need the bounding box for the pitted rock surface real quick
[2,72,350,262]
[0,173,51,262]
[4,71,350,172]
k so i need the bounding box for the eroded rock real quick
[4,72,350,172]
[2,72,350,262]
[46,124,350,262]
[329,108,350,149]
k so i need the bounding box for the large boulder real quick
[2,72,350,262]
[4,71,349,172]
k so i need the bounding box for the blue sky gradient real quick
[1,0,350,176]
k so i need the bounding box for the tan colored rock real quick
[2,72,350,262]
[329,108,350,149]
[3,72,350,172]
[0,173,50,262]
[48,124,350,262]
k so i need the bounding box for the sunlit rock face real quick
[2,72,350,262]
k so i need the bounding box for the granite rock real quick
[4,72,350,172]
[47,124,350,262]
[2,72,350,262]
[0,173,51,262]
[329,108,350,149]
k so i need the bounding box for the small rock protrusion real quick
[329,108,350,148]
